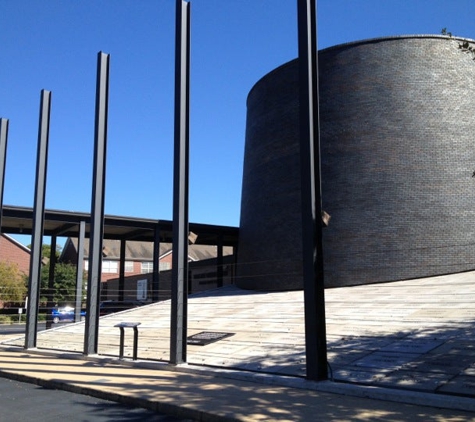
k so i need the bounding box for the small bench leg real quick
[133,327,139,360]
[115,322,141,360]
[119,327,125,359]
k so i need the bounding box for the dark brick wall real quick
[237,62,303,290]
[237,35,475,290]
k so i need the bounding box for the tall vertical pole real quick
[0,118,9,234]
[297,0,328,380]
[75,221,85,323]
[25,90,51,349]
[84,52,110,355]
[45,235,57,329]
[217,235,223,288]
[170,0,191,365]
[152,225,160,302]
[119,239,126,301]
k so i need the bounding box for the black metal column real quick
[84,52,110,355]
[217,235,223,288]
[297,0,328,381]
[152,225,160,302]
[25,90,51,349]
[119,239,126,301]
[75,220,85,323]
[170,0,190,365]
[45,235,57,329]
[0,118,9,233]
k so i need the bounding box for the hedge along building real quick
[237,35,475,291]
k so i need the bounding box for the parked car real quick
[99,300,146,316]
[51,306,86,324]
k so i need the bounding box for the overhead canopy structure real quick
[1,204,239,246]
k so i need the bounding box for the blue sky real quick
[1,0,474,247]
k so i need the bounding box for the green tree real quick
[28,243,62,262]
[0,262,27,305]
[40,263,85,305]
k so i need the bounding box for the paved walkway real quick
[0,346,475,421]
[2,271,475,419]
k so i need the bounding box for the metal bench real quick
[114,322,141,360]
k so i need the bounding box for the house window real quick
[102,260,118,273]
[124,261,134,273]
[159,262,171,271]
[141,261,153,274]
[84,259,119,273]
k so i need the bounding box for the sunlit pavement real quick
[2,271,475,408]
[1,347,475,421]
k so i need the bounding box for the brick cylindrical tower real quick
[237,35,475,291]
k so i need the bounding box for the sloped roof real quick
[188,245,233,261]
[1,233,31,254]
[64,238,233,261]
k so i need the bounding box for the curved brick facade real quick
[237,35,475,290]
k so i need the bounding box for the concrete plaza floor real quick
[2,346,475,421]
[2,270,475,416]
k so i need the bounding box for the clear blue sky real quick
[1,0,474,247]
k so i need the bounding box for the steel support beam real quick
[297,0,328,380]
[170,0,190,365]
[84,52,110,355]
[217,235,223,288]
[152,225,160,302]
[45,235,57,329]
[52,223,78,237]
[0,118,9,233]
[75,220,85,323]
[119,239,126,301]
[25,90,51,349]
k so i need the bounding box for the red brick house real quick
[0,233,31,275]
[59,238,233,284]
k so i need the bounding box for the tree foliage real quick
[27,243,62,262]
[32,243,83,305]
[441,28,475,60]
[0,262,27,305]
[40,262,86,305]
[441,28,452,37]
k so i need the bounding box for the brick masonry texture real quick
[0,234,30,275]
[237,35,475,290]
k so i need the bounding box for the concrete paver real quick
[3,271,475,419]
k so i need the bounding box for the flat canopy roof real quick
[1,205,239,246]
